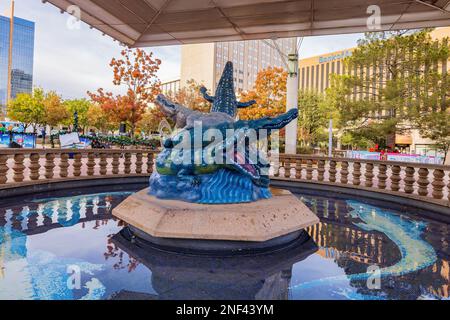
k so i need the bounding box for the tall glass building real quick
[0,15,35,116]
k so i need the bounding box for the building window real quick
[306,66,310,88]
[320,64,325,92]
[301,67,305,89]
[316,65,320,90]
[326,63,330,89]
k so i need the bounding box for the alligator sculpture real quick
[150,61,298,204]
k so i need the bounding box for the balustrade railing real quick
[274,154,450,204]
[0,150,449,205]
[0,149,157,186]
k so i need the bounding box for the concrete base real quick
[112,188,319,252]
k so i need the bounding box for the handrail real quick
[0,149,449,206]
[278,153,450,170]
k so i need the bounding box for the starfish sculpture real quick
[151,61,298,204]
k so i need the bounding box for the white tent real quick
[45,0,450,47]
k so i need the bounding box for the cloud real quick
[1,0,181,99]
[1,1,362,99]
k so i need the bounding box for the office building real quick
[0,15,35,117]
[297,27,450,157]
[179,38,297,93]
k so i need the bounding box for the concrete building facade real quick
[179,38,297,93]
[297,27,450,158]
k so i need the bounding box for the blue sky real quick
[1,0,363,100]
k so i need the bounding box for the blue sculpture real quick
[151,61,298,204]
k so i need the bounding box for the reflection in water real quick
[299,194,449,300]
[0,190,448,300]
[109,229,317,300]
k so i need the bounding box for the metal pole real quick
[6,0,15,118]
[285,53,299,154]
[328,119,333,157]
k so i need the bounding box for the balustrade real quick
[276,154,449,204]
[0,151,448,206]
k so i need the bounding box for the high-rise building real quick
[179,38,297,93]
[0,15,35,117]
[298,27,450,95]
[297,27,450,158]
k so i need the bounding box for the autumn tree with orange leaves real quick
[238,67,287,120]
[166,79,211,113]
[88,48,161,135]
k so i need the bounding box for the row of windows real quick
[215,38,296,91]
[300,60,343,92]
[0,16,35,107]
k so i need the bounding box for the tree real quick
[89,48,161,135]
[328,29,449,147]
[239,67,287,120]
[166,79,210,113]
[63,99,92,133]
[418,110,450,163]
[86,104,118,134]
[137,108,166,136]
[297,90,334,146]
[42,91,70,129]
[7,88,45,133]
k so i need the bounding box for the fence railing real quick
[0,149,449,206]
[0,149,157,185]
[273,154,450,204]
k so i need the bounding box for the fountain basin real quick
[112,188,319,253]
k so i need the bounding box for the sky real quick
[1,0,363,100]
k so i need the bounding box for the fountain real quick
[113,61,319,253]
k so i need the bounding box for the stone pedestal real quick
[112,188,319,252]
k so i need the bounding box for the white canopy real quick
[45,0,450,47]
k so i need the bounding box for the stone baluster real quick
[147,153,154,174]
[317,159,326,181]
[124,153,132,174]
[29,153,40,181]
[431,169,445,199]
[44,153,56,180]
[306,159,314,180]
[13,154,25,183]
[417,168,429,196]
[135,152,143,174]
[295,160,302,179]
[377,164,387,189]
[352,162,361,186]
[73,153,82,177]
[0,154,8,184]
[448,172,450,202]
[390,165,401,192]
[340,161,349,184]
[404,167,415,194]
[87,153,96,176]
[99,153,108,176]
[59,153,70,178]
[329,160,337,183]
[284,158,291,178]
[112,153,120,175]
[273,155,280,177]
[364,163,374,187]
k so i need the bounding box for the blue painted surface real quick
[289,200,438,300]
[0,189,448,300]
[150,169,272,204]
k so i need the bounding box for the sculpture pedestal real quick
[112,188,319,253]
